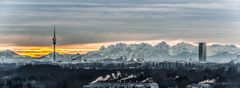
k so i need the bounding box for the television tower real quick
[52,25,57,61]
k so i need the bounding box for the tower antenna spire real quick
[54,25,56,37]
[52,25,57,61]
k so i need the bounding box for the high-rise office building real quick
[199,43,206,61]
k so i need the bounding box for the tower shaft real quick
[52,26,57,61]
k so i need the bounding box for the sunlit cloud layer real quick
[0,0,240,56]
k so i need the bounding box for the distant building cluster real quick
[62,61,206,70]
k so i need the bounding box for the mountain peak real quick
[139,43,151,47]
[115,43,127,46]
[158,41,168,45]
[0,50,18,56]
[155,41,169,48]
[176,42,193,46]
[225,44,237,48]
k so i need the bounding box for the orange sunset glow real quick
[12,44,102,58]
[14,48,97,58]
[0,40,197,58]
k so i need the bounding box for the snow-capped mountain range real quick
[85,42,240,62]
[0,50,84,63]
[1,41,240,63]
[37,52,84,62]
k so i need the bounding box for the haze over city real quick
[0,0,240,57]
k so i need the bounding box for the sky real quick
[0,0,240,57]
